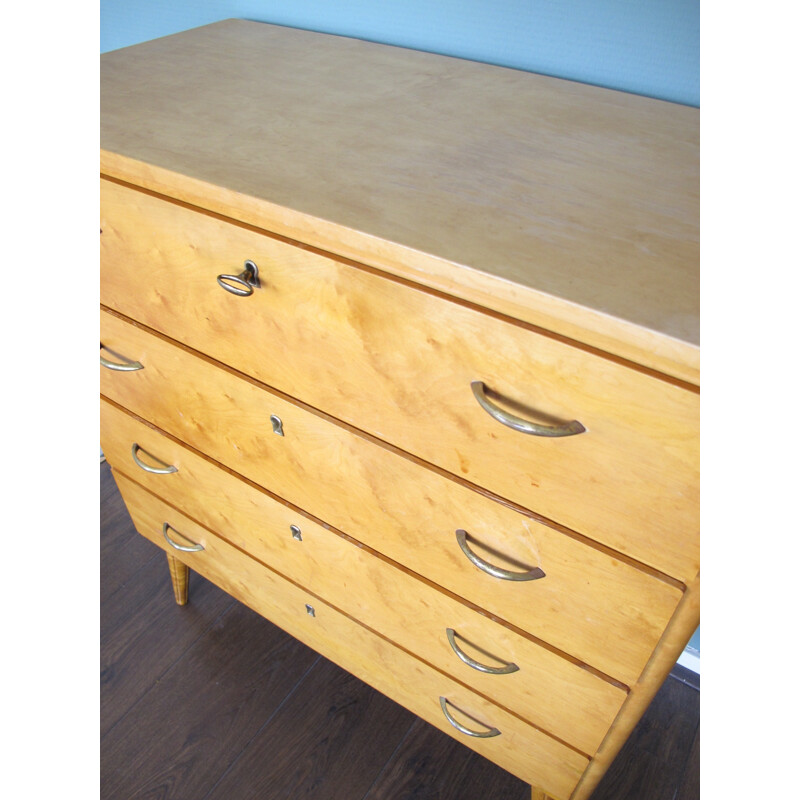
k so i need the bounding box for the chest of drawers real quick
[100,19,699,800]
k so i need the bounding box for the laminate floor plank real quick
[101,462,237,735]
[101,601,319,800]
[101,546,235,736]
[675,720,700,800]
[100,460,156,601]
[362,716,530,800]
[205,657,417,800]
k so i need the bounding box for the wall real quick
[100,0,699,106]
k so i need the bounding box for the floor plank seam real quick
[101,597,239,742]
[198,653,323,800]
[100,548,161,621]
[668,666,700,692]
[671,719,700,800]
[357,717,420,800]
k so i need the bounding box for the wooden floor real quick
[101,462,699,800]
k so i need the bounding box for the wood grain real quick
[588,676,699,800]
[363,717,531,800]
[166,553,189,605]
[101,526,234,736]
[570,571,700,800]
[112,470,590,798]
[100,22,700,798]
[99,315,684,685]
[205,658,416,800]
[674,721,700,800]
[100,460,699,800]
[101,397,627,756]
[100,178,699,581]
[100,20,698,383]
[100,460,157,603]
[102,600,319,800]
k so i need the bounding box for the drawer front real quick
[100,309,683,685]
[101,397,626,755]
[100,179,699,582]
[112,470,589,799]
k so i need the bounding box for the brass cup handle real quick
[162,522,204,553]
[100,345,143,372]
[131,443,178,475]
[217,259,260,296]
[455,530,545,582]
[439,697,500,738]
[445,628,519,675]
[470,381,585,437]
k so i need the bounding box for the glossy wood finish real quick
[589,675,700,800]
[101,398,627,755]
[99,314,684,685]
[112,469,589,799]
[100,460,699,800]
[573,570,700,800]
[100,21,699,799]
[100,19,699,383]
[166,554,189,605]
[100,178,699,582]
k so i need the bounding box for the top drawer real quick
[100,179,699,581]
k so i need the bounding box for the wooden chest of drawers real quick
[100,19,699,800]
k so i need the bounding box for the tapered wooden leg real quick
[166,553,190,605]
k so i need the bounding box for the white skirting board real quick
[677,645,700,674]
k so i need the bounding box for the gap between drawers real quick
[100,304,689,596]
[110,462,606,762]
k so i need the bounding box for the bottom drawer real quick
[112,469,589,799]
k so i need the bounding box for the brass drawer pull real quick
[455,530,545,581]
[131,443,178,475]
[439,697,500,738]
[100,344,143,372]
[162,522,204,552]
[445,628,519,675]
[470,380,585,437]
[217,259,260,296]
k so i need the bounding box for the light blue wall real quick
[100,1,699,106]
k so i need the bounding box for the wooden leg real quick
[166,553,190,605]
[531,788,554,800]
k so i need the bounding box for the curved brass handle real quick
[131,443,178,475]
[439,697,500,738]
[162,522,204,552]
[217,259,260,296]
[445,629,519,675]
[455,530,545,581]
[470,381,585,437]
[100,344,143,372]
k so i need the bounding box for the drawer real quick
[100,309,683,684]
[112,470,589,799]
[101,397,627,755]
[100,179,699,582]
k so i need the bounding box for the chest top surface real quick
[100,19,699,384]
